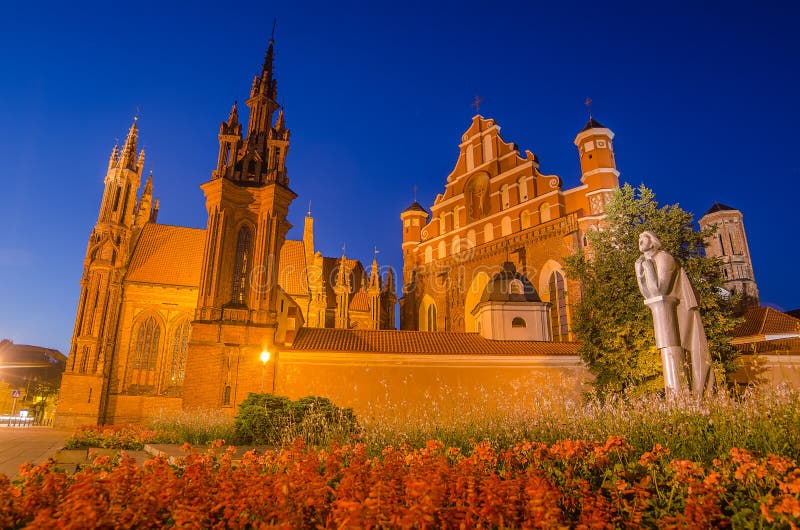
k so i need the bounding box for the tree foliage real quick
[564,184,740,396]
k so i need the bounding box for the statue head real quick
[638,231,662,254]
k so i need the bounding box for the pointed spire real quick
[227,101,239,125]
[108,143,119,170]
[118,117,139,170]
[275,109,285,130]
[337,252,350,289]
[369,252,381,291]
[134,171,154,227]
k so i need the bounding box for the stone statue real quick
[635,231,714,396]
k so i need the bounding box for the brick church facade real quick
[53,36,659,427]
[399,115,619,338]
[55,39,398,427]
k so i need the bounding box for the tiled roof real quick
[289,328,580,356]
[278,240,308,296]
[580,117,606,132]
[402,201,428,214]
[349,291,371,312]
[126,224,205,287]
[733,307,800,341]
[703,202,737,216]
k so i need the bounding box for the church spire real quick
[134,171,154,227]
[118,117,140,171]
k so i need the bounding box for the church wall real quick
[410,219,581,334]
[731,355,800,389]
[54,373,105,428]
[103,282,197,423]
[104,394,183,425]
[275,350,591,422]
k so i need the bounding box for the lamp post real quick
[260,350,270,393]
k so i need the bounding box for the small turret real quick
[573,116,618,191]
[401,201,429,247]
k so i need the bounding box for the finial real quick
[373,246,380,261]
[413,184,417,202]
[307,200,312,217]
[271,18,277,42]
[585,97,593,120]
[471,95,484,115]
[342,242,346,256]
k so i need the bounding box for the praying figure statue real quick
[635,231,714,396]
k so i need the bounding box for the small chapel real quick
[56,38,633,427]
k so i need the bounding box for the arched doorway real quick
[464,271,490,332]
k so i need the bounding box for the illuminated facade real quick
[55,39,396,427]
[399,115,620,338]
[699,203,760,311]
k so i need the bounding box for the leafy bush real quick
[234,393,360,446]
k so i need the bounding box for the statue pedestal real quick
[644,295,688,395]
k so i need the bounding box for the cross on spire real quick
[585,97,593,120]
[413,184,418,202]
[471,95,484,115]
[373,246,380,260]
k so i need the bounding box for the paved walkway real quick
[0,426,72,478]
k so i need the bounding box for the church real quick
[55,39,633,427]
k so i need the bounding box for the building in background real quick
[0,340,65,424]
[699,203,760,312]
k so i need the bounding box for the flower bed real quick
[3,438,799,528]
[64,424,171,450]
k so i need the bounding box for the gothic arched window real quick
[427,304,438,332]
[168,320,190,386]
[134,316,161,370]
[548,271,569,341]
[231,226,252,305]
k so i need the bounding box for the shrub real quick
[234,393,360,446]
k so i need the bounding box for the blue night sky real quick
[1,1,797,353]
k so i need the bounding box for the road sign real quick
[11,390,21,399]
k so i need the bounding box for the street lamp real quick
[260,350,270,393]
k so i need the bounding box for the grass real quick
[72,385,800,465]
[149,408,236,446]
[358,384,800,463]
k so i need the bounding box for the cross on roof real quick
[471,95,484,114]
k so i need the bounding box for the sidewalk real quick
[0,426,72,478]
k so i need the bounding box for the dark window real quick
[427,303,438,332]
[222,385,232,405]
[512,317,526,328]
[134,316,161,370]
[549,271,569,341]
[231,226,252,305]
[169,321,190,385]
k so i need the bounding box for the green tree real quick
[564,184,740,397]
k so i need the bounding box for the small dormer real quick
[471,262,552,341]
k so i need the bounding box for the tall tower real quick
[56,119,145,427]
[399,201,429,330]
[699,203,759,311]
[183,37,297,410]
[573,117,620,219]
